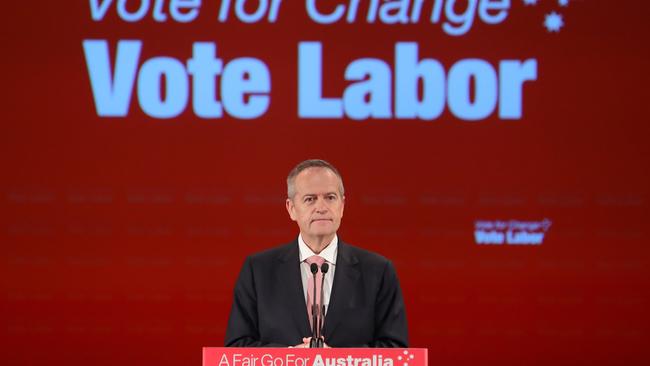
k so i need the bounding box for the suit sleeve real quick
[370,260,409,347]
[224,256,287,347]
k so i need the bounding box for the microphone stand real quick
[309,263,320,348]
[316,262,329,348]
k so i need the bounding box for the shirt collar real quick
[298,233,338,265]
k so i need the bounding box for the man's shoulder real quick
[338,240,392,267]
[247,240,298,263]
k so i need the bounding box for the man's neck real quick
[302,234,335,254]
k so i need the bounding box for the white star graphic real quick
[523,0,538,5]
[544,12,564,32]
[558,0,569,6]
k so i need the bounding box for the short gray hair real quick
[287,159,345,199]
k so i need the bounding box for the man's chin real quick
[310,220,334,229]
[306,226,338,238]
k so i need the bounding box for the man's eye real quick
[304,197,314,203]
[327,195,336,200]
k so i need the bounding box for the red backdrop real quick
[2,1,649,365]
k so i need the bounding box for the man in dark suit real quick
[225,159,408,348]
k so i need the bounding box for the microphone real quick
[316,262,329,348]
[309,263,319,348]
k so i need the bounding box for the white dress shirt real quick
[298,233,337,315]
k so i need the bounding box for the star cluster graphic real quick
[397,350,416,366]
[522,0,573,33]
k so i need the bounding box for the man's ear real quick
[286,198,296,221]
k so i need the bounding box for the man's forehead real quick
[295,175,341,195]
[292,167,343,195]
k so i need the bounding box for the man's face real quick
[286,167,345,243]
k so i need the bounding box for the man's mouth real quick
[311,218,332,223]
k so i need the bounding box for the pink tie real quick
[306,255,325,330]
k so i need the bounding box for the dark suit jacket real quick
[225,239,408,347]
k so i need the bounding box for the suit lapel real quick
[276,241,312,338]
[322,241,360,339]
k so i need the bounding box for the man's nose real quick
[315,197,329,212]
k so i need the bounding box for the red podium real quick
[203,348,427,366]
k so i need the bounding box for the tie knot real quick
[306,255,325,266]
